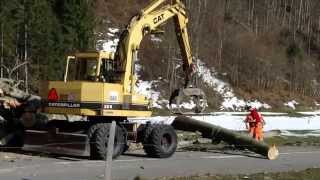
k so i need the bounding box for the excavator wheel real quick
[87,123,104,141]
[211,137,222,145]
[90,123,126,160]
[143,124,177,158]
[0,123,24,149]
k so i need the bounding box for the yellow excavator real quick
[22,0,206,159]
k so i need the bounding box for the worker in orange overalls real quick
[244,105,265,141]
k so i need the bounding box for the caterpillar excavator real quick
[0,0,280,161]
[6,0,207,159]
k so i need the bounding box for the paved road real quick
[0,146,320,180]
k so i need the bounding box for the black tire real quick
[90,123,126,160]
[0,120,24,148]
[143,125,177,158]
[87,123,103,140]
[211,138,222,145]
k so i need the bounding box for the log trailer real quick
[20,0,206,159]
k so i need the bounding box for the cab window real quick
[67,58,98,81]
[100,58,116,82]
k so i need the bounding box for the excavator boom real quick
[115,0,206,113]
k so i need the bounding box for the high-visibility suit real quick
[244,108,265,141]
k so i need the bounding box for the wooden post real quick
[172,116,279,160]
[1,23,3,78]
[105,121,116,180]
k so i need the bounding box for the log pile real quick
[0,79,42,146]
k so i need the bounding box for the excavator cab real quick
[64,52,117,83]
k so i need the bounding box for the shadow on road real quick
[122,152,148,158]
[179,144,267,160]
[0,147,152,162]
[1,144,267,163]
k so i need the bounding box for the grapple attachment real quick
[169,87,207,114]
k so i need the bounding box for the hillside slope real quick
[94,0,320,111]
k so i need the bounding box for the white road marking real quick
[115,158,157,162]
[201,155,244,159]
[280,151,320,155]
[0,168,15,173]
[0,165,42,175]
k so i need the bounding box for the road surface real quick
[0,146,319,180]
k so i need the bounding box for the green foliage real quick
[0,0,95,91]
[287,43,303,60]
[27,0,63,82]
[0,0,24,58]
[55,0,95,51]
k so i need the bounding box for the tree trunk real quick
[172,116,279,160]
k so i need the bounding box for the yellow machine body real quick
[40,51,152,118]
[39,0,202,119]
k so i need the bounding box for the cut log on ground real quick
[172,116,279,160]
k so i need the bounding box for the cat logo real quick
[153,14,164,24]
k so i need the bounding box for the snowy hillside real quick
[133,59,273,111]
[196,60,271,111]
[96,27,307,112]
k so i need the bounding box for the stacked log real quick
[0,79,42,146]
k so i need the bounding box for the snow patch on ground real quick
[168,101,196,110]
[100,39,119,52]
[130,113,320,132]
[211,112,287,116]
[299,111,320,115]
[150,35,162,43]
[135,80,162,108]
[284,100,299,110]
[96,28,120,52]
[196,60,271,111]
[135,60,164,108]
[108,28,120,34]
[280,130,320,137]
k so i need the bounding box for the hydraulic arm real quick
[116,0,194,92]
[115,0,206,113]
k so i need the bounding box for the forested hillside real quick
[95,0,320,110]
[1,0,320,110]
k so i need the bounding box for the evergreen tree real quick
[1,0,96,91]
[55,0,95,51]
[26,0,64,83]
[0,0,24,62]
